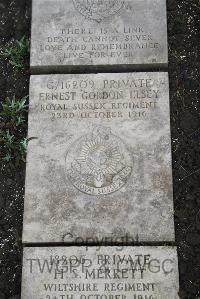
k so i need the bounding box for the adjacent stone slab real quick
[31,0,168,72]
[23,72,174,243]
[21,246,179,299]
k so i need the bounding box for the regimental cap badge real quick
[72,0,124,22]
[66,126,132,195]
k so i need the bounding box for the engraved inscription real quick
[66,126,132,195]
[72,0,124,22]
[38,77,160,121]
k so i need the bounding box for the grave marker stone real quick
[23,72,174,244]
[21,246,180,299]
[31,0,168,72]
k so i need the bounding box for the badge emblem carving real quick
[72,0,124,22]
[66,126,132,195]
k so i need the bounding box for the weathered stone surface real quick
[31,0,168,72]
[21,246,180,299]
[23,72,174,243]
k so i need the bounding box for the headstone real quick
[21,246,180,299]
[23,72,174,244]
[31,0,168,73]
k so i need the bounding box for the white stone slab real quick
[23,72,174,243]
[21,246,180,299]
[31,0,168,72]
